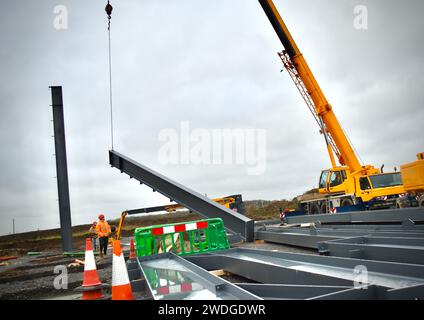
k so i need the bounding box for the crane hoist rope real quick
[105,1,114,150]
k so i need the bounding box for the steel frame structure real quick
[128,252,261,300]
[255,225,424,249]
[185,248,424,299]
[318,236,424,264]
[126,247,424,300]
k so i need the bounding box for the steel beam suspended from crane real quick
[109,150,254,242]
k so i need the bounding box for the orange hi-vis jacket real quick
[96,220,111,238]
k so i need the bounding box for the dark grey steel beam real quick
[186,254,354,287]
[387,284,424,300]
[286,207,424,225]
[318,236,424,265]
[186,248,424,289]
[308,285,386,300]
[50,86,73,252]
[126,205,171,215]
[309,227,424,238]
[255,230,339,249]
[109,150,254,241]
[255,226,424,249]
[314,223,424,232]
[254,219,281,227]
[285,226,424,238]
[236,283,352,300]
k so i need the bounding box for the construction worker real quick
[89,221,98,252]
[279,208,289,224]
[96,214,111,257]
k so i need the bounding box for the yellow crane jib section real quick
[259,0,365,174]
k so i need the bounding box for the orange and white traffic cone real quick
[129,238,136,260]
[75,238,108,300]
[112,240,134,300]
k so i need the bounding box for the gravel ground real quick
[0,250,113,300]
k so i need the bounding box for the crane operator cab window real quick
[319,170,329,189]
[360,177,372,190]
[329,171,343,187]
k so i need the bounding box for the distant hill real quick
[244,199,295,220]
[243,188,318,219]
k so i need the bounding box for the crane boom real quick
[258,0,366,175]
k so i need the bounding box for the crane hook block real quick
[105,2,113,19]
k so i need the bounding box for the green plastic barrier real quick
[134,218,230,257]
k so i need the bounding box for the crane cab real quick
[318,167,408,209]
[318,167,353,195]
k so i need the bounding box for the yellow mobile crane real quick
[114,194,244,240]
[259,0,422,214]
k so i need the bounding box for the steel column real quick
[50,86,73,252]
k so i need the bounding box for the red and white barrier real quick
[156,282,203,295]
[152,221,208,236]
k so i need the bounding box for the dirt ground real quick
[0,215,315,300]
[0,250,113,300]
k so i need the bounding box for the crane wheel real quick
[341,198,354,207]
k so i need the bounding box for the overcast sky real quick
[0,0,423,235]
